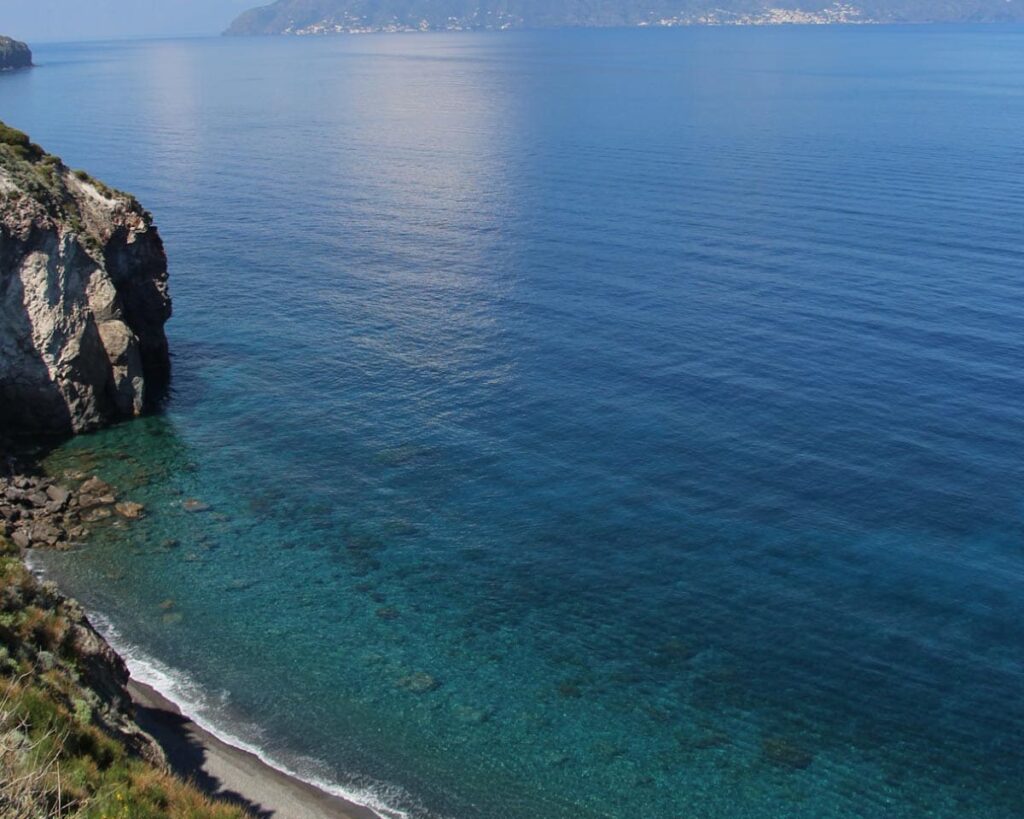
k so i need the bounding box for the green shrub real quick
[73,697,93,725]
[0,121,44,161]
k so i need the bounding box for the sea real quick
[3,24,1023,819]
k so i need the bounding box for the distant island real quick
[226,0,1024,35]
[0,36,32,70]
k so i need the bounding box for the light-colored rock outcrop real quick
[0,121,171,436]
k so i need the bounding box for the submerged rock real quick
[82,506,113,523]
[79,477,113,496]
[115,501,146,519]
[398,671,441,694]
[0,120,171,437]
[376,606,400,621]
[557,679,584,699]
[452,704,492,724]
[761,736,814,770]
[543,751,571,768]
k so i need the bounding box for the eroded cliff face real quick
[0,122,171,437]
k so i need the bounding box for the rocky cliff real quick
[0,37,32,71]
[0,121,171,438]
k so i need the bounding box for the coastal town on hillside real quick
[281,4,869,34]
[647,3,868,26]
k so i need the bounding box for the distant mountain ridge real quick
[226,0,1024,34]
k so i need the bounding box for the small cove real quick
[5,26,1024,818]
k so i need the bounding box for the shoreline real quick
[128,678,381,819]
[5,458,399,819]
[61,573,410,819]
[25,562,405,819]
[21,553,395,819]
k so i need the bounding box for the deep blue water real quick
[4,26,1024,818]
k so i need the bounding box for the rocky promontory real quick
[0,121,171,437]
[0,36,32,71]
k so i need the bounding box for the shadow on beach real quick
[128,680,377,819]
[129,681,276,818]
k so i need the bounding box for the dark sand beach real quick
[129,680,380,819]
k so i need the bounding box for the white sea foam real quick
[26,556,413,819]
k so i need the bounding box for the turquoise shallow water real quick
[4,26,1024,818]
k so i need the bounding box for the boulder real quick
[80,477,113,496]
[27,520,62,546]
[82,507,113,523]
[45,484,71,508]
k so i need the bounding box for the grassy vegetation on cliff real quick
[0,121,83,222]
[1,120,126,201]
[0,535,248,818]
[0,122,45,163]
[0,119,139,256]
